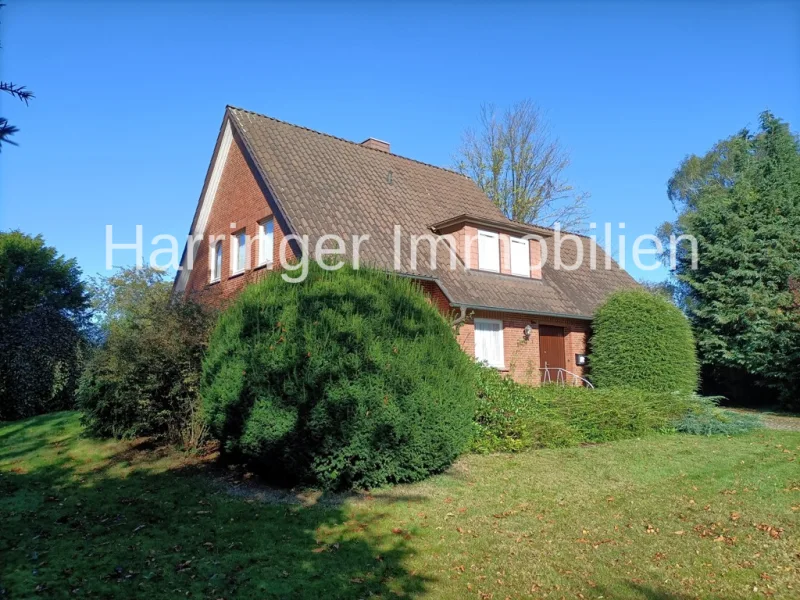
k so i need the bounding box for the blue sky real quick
[1,1,798,282]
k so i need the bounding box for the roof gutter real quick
[453,303,593,321]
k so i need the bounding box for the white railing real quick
[540,367,594,388]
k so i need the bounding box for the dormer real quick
[430,214,549,280]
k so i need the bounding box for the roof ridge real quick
[226,104,472,179]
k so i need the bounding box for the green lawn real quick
[1,412,798,599]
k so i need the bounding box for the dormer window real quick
[510,237,530,277]
[477,230,500,272]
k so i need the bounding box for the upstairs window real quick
[258,218,274,266]
[210,241,222,282]
[474,318,504,368]
[477,230,500,272]
[510,237,531,277]
[232,230,247,275]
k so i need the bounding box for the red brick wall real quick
[184,134,293,309]
[417,279,454,316]
[529,236,542,280]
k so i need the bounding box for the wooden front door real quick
[539,325,566,384]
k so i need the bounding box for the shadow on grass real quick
[594,582,699,600]
[0,411,78,444]
[0,423,431,599]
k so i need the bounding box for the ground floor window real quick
[474,318,504,369]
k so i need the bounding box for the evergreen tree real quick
[660,112,800,408]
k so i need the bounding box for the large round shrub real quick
[590,289,698,393]
[201,263,476,490]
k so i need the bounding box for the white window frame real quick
[510,236,531,277]
[258,218,274,267]
[231,230,247,275]
[474,318,505,369]
[477,230,500,272]
[210,241,222,283]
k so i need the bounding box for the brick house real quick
[173,106,638,385]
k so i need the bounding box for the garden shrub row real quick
[471,366,759,453]
[74,263,759,492]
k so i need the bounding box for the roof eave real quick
[430,214,555,238]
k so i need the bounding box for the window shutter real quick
[491,321,504,367]
[478,231,500,271]
[474,319,504,368]
[510,237,530,277]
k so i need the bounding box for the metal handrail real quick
[540,366,594,388]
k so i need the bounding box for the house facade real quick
[173,107,638,385]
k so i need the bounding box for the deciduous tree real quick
[455,100,589,230]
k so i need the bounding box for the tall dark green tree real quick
[659,112,800,408]
[0,231,89,420]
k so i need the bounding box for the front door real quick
[539,325,566,384]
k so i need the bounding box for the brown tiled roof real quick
[228,106,638,319]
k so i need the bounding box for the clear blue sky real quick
[1,1,798,282]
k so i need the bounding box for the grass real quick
[1,412,798,599]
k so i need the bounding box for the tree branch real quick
[0,82,35,105]
[454,99,589,231]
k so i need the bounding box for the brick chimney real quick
[361,137,390,153]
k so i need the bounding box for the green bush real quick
[472,366,579,452]
[78,268,214,446]
[472,366,696,453]
[202,263,476,490]
[674,396,762,435]
[590,289,699,393]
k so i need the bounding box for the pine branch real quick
[0,118,20,151]
[0,82,35,104]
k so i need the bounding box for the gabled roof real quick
[192,106,637,318]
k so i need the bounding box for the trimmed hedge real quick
[589,289,699,393]
[201,263,476,490]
